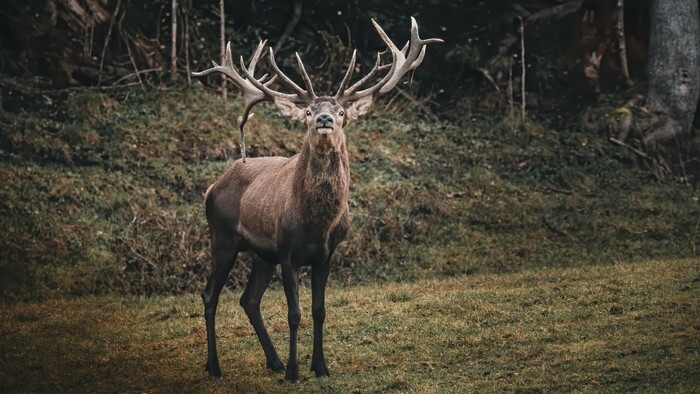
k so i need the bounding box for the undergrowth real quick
[0,86,697,299]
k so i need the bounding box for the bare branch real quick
[519,16,526,119]
[219,0,226,99]
[616,0,634,87]
[98,0,121,86]
[170,0,177,82]
[274,0,303,52]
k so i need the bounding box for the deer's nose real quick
[316,114,333,127]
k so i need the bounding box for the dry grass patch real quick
[1,258,698,392]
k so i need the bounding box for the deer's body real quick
[205,108,350,265]
[193,18,440,382]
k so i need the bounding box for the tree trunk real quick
[644,0,700,144]
[184,0,191,87]
[220,0,227,100]
[170,0,178,82]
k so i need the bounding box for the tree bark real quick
[220,0,227,100]
[170,0,178,82]
[184,0,191,87]
[616,0,633,87]
[274,0,303,53]
[644,0,700,144]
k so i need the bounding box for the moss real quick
[0,87,698,298]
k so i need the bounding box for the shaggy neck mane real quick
[293,133,349,231]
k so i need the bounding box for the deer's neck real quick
[294,132,350,231]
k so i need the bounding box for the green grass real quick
[1,258,698,392]
[0,87,698,298]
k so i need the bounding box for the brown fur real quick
[201,95,370,381]
[196,19,441,381]
[205,98,351,261]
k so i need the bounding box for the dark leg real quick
[280,260,301,382]
[202,235,239,377]
[239,259,284,372]
[310,262,331,377]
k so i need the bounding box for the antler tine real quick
[236,73,279,162]
[336,17,442,103]
[192,40,282,162]
[371,18,400,53]
[411,16,444,46]
[193,41,276,103]
[264,74,278,87]
[376,17,443,95]
[409,45,428,71]
[295,52,317,98]
[268,48,307,97]
[192,42,244,86]
[342,52,382,97]
[245,39,268,75]
[401,41,409,56]
[239,55,297,101]
[223,41,235,71]
[334,49,357,97]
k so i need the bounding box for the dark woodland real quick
[0,0,698,391]
[1,0,698,294]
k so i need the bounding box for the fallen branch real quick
[610,137,654,160]
[527,0,584,22]
[112,68,161,85]
[545,185,573,195]
[477,67,501,94]
[543,218,573,238]
[610,137,672,180]
[388,87,437,120]
[0,77,140,95]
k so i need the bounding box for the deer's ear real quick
[274,97,306,122]
[345,95,374,123]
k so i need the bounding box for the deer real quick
[192,17,441,382]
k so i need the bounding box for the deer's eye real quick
[306,110,312,117]
[339,110,345,117]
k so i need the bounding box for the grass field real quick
[1,258,698,393]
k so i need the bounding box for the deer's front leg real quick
[310,262,331,377]
[281,261,301,382]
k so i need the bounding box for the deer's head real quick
[193,18,442,158]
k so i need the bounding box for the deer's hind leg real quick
[240,258,284,372]
[202,233,240,377]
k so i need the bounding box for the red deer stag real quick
[193,18,441,382]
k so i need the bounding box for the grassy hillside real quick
[1,258,698,392]
[0,86,698,298]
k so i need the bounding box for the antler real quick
[192,18,441,159]
[239,48,317,104]
[335,17,443,104]
[192,41,317,160]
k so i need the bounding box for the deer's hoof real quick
[267,358,285,372]
[285,362,299,382]
[205,361,222,378]
[311,361,330,378]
